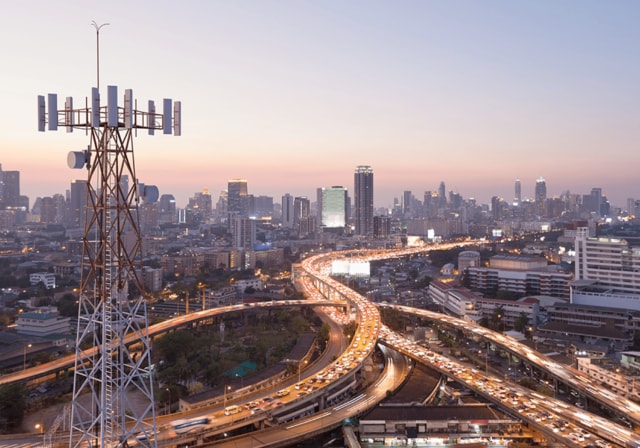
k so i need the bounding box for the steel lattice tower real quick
[38,84,180,447]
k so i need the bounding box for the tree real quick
[343,320,358,339]
[514,312,529,332]
[317,323,330,350]
[0,383,26,432]
[57,293,78,317]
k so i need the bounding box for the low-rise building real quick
[29,272,56,289]
[16,310,70,337]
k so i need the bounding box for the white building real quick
[466,262,572,299]
[572,227,640,311]
[29,272,56,289]
[16,311,70,336]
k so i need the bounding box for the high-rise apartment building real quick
[66,179,87,229]
[231,216,256,250]
[1,169,20,209]
[354,166,374,235]
[318,186,347,231]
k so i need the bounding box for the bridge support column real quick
[319,392,327,410]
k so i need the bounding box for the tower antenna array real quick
[37,23,181,448]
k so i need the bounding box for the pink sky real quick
[2,1,639,209]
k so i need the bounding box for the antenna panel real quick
[47,94,58,131]
[173,101,181,136]
[91,88,100,128]
[65,97,74,132]
[148,100,155,135]
[108,85,118,127]
[37,95,45,132]
[124,89,133,129]
[163,98,172,134]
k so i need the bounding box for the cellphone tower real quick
[37,23,181,448]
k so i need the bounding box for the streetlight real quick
[23,343,32,370]
[165,387,172,415]
[223,385,231,409]
[35,423,44,446]
[478,349,488,373]
[298,359,308,383]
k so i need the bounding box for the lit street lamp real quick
[23,343,32,370]
[298,359,308,383]
[223,385,231,409]
[165,387,172,415]
[35,423,44,445]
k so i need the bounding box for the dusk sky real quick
[1,1,639,209]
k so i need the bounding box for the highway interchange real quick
[7,241,640,447]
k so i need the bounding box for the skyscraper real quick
[403,190,412,216]
[438,181,447,207]
[514,179,521,204]
[293,196,312,237]
[227,178,248,215]
[281,193,294,229]
[318,186,348,231]
[354,166,374,235]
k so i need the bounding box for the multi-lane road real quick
[10,240,640,447]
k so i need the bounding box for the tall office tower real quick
[231,216,256,250]
[403,190,412,215]
[282,193,294,229]
[535,176,547,216]
[227,178,248,215]
[438,181,447,207]
[1,170,20,209]
[293,196,311,236]
[158,194,177,224]
[66,179,87,229]
[318,186,348,231]
[354,166,374,235]
[514,179,521,204]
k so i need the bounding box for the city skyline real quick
[2,1,639,208]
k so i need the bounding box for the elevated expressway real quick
[382,303,640,429]
[0,299,345,387]
[155,251,411,446]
